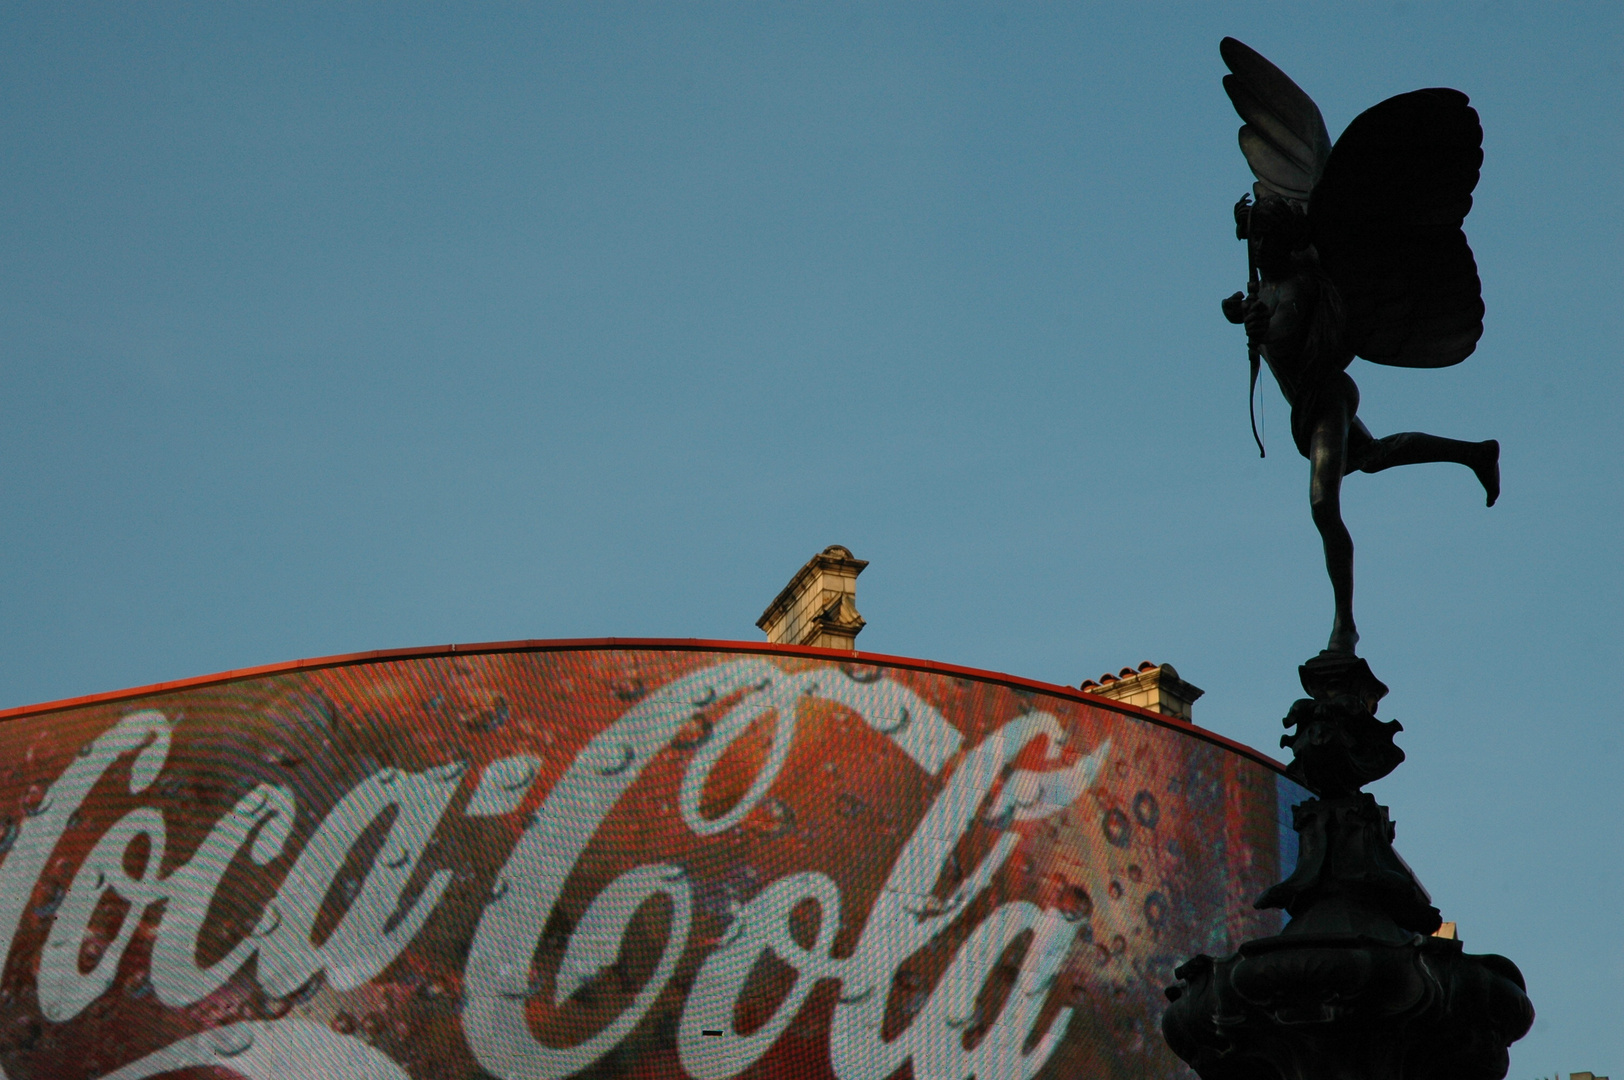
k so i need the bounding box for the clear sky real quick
[1,2,1618,1073]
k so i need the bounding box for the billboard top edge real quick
[0,634,1289,774]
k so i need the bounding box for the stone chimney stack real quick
[1081,661,1205,721]
[757,546,868,651]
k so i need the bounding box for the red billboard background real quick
[0,641,1304,1080]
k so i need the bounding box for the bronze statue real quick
[1218,37,1500,656]
[1161,44,1533,1080]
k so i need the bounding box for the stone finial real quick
[1080,661,1205,721]
[757,546,868,651]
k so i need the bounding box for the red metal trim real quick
[0,637,1289,775]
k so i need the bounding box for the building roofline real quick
[0,636,1289,776]
[756,546,868,632]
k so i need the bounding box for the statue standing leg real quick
[1309,404,1359,656]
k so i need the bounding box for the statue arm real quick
[1222,292,1247,324]
[1221,287,1284,348]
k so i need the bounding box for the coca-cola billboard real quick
[0,641,1304,1080]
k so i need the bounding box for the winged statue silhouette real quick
[1218,37,1501,657]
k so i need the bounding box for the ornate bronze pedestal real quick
[1161,655,1534,1080]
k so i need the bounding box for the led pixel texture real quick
[0,643,1304,1079]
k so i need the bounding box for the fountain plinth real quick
[1160,655,1534,1080]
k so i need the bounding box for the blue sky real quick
[1,2,1618,1072]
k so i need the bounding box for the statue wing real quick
[1220,37,1333,204]
[1309,89,1485,368]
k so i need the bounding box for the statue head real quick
[1237,194,1310,274]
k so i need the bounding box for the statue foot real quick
[1326,622,1359,657]
[1475,439,1500,507]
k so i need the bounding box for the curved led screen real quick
[0,642,1305,1080]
